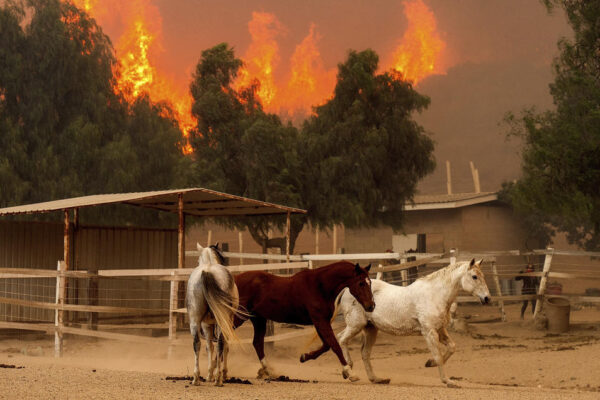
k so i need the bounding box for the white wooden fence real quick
[0,248,599,357]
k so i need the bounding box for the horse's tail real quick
[304,289,346,349]
[201,270,242,344]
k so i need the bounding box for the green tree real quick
[189,45,435,252]
[189,43,300,252]
[0,0,191,227]
[504,0,600,250]
[301,49,435,231]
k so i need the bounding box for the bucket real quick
[545,297,570,333]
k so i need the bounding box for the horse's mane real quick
[209,244,227,266]
[419,261,468,283]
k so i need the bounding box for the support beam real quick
[176,193,186,329]
[285,211,291,263]
[315,225,319,255]
[54,260,65,358]
[534,248,554,319]
[446,160,452,195]
[238,231,244,265]
[332,225,338,254]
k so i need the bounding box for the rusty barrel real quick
[545,297,570,333]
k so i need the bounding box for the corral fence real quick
[0,248,599,357]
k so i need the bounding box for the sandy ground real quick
[1,303,599,400]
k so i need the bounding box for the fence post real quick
[238,231,244,265]
[450,248,457,265]
[491,260,506,322]
[308,260,314,270]
[533,248,554,319]
[376,263,383,280]
[401,270,408,286]
[168,271,177,358]
[55,260,65,358]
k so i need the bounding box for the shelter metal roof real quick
[404,192,498,211]
[0,188,306,217]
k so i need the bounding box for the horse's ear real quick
[477,258,484,266]
[469,258,475,268]
[354,263,361,274]
[196,242,203,252]
[365,263,372,272]
[214,242,220,249]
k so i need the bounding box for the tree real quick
[0,0,191,227]
[189,43,301,252]
[190,45,435,253]
[504,0,600,250]
[301,49,435,230]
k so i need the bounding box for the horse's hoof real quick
[192,378,201,386]
[348,375,360,382]
[425,359,437,368]
[372,378,390,384]
[257,367,268,379]
[446,381,460,389]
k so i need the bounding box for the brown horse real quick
[234,261,375,382]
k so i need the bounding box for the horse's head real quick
[460,259,491,305]
[347,263,376,312]
[196,242,227,266]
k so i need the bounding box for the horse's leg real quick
[361,325,389,384]
[222,330,230,380]
[299,341,330,362]
[313,319,359,382]
[520,300,527,319]
[425,327,456,367]
[214,330,224,387]
[336,324,363,369]
[202,322,216,382]
[190,323,202,386]
[251,317,275,379]
[423,328,459,388]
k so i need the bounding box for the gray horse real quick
[186,243,240,386]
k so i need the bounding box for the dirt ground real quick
[1,303,599,400]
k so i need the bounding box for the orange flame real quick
[235,12,282,110]
[70,0,194,154]
[282,24,336,119]
[391,0,446,84]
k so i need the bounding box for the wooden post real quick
[376,264,383,280]
[450,248,457,264]
[469,161,481,193]
[168,272,177,359]
[54,260,66,358]
[308,260,314,270]
[314,225,319,255]
[446,160,452,195]
[401,270,408,287]
[238,231,244,265]
[533,248,554,319]
[72,208,79,323]
[63,209,70,326]
[285,211,291,263]
[207,230,212,247]
[332,225,337,254]
[491,260,506,322]
[176,193,186,328]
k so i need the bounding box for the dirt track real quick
[1,304,599,399]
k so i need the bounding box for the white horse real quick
[186,243,240,386]
[337,259,491,388]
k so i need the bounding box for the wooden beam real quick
[534,248,554,319]
[285,211,291,263]
[446,160,452,195]
[0,296,165,314]
[491,261,506,321]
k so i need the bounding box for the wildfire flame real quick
[235,12,282,110]
[70,0,194,154]
[68,0,446,154]
[391,0,446,84]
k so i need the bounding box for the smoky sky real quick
[103,0,571,194]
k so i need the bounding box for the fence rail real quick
[1,248,599,357]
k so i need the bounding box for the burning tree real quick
[189,44,435,252]
[0,0,190,226]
